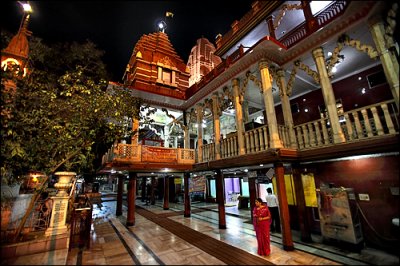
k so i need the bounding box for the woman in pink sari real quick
[253,197,271,256]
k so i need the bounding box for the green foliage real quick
[1,35,142,179]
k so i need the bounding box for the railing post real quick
[371,106,384,136]
[361,109,374,137]
[381,103,396,134]
[353,112,364,139]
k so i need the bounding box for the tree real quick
[1,35,143,180]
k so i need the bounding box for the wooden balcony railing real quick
[197,100,399,163]
[294,100,399,150]
[101,101,398,166]
[102,144,195,165]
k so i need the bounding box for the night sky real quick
[2,1,254,81]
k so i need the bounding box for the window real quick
[162,69,171,83]
[367,70,387,89]
[157,66,176,86]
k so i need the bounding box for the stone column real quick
[184,127,190,149]
[312,47,346,144]
[277,68,297,148]
[215,169,226,229]
[274,163,294,251]
[127,172,137,226]
[116,174,123,216]
[131,117,139,144]
[368,17,399,109]
[184,172,191,217]
[232,78,246,155]
[45,171,75,236]
[196,105,204,162]
[259,60,283,148]
[164,124,170,148]
[163,175,170,210]
[212,94,222,160]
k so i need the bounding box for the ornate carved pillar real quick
[164,124,170,148]
[212,94,222,160]
[196,105,204,162]
[274,162,294,251]
[184,172,191,217]
[312,47,346,144]
[127,172,137,226]
[45,172,75,236]
[183,111,190,149]
[232,78,246,155]
[215,169,226,229]
[368,17,399,108]
[131,117,139,144]
[259,60,283,148]
[277,68,297,148]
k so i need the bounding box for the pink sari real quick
[253,205,271,256]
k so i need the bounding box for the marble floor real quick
[3,194,399,265]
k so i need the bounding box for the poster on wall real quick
[318,187,363,244]
[189,176,206,193]
[301,173,318,207]
[272,174,296,205]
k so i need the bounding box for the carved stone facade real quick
[187,38,222,87]
[123,32,190,100]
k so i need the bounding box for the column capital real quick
[367,14,384,28]
[231,78,240,87]
[277,68,285,78]
[312,47,325,60]
[259,59,269,70]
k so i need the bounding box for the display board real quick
[318,187,363,244]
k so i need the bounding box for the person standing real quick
[265,187,281,233]
[253,198,271,256]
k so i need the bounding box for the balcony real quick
[101,144,195,172]
[198,100,399,166]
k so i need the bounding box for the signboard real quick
[301,173,318,207]
[142,146,177,162]
[189,176,206,193]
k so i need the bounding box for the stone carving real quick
[158,56,175,68]
[273,3,304,30]
[339,34,379,59]
[385,2,398,50]
[161,108,186,130]
[286,65,298,97]
[295,59,320,84]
